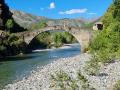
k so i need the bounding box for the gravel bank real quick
[3,53,120,90]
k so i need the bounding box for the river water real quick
[0,43,80,89]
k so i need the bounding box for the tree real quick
[5,19,13,32]
[113,0,120,20]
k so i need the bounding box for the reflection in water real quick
[0,55,36,62]
[0,43,80,89]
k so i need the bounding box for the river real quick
[0,43,80,89]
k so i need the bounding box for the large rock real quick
[0,0,12,30]
[0,0,26,32]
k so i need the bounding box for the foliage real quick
[50,70,95,90]
[50,70,74,90]
[52,32,64,47]
[52,31,77,47]
[30,20,47,30]
[86,0,120,75]
[89,0,120,67]
[84,54,100,75]
[28,32,51,49]
[113,0,120,21]
[113,80,120,90]
[89,21,120,63]
[82,22,94,29]
[29,31,77,49]
[0,32,26,57]
[101,4,114,29]
[5,19,14,31]
[77,71,96,90]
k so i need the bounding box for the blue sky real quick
[5,0,113,19]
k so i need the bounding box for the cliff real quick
[0,0,26,32]
[0,0,12,30]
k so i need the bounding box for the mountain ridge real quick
[11,10,100,29]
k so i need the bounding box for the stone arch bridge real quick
[17,26,92,52]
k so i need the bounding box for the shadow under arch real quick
[27,30,81,51]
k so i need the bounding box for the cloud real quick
[59,8,87,15]
[88,12,96,15]
[49,2,55,9]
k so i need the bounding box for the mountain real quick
[75,17,100,23]
[11,10,84,29]
[11,10,48,29]
[11,10,100,30]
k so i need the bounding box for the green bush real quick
[29,32,52,49]
[51,31,77,47]
[5,19,14,32]
[101,4,114,29]
[30,20,47,30]
[52,32,64,47]
[50,70,72,90]
[0,32,26,57]
[113,81,120,90]
[90,22,120,63]
[50,70,95,90]
[84,54,100,75]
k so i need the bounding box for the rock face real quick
[0,0,26,32]
[0,0,12,30]
[11,10,47,29]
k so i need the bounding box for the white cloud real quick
[59,8,87,15]
[88,12,96,15]
[49,2,55,9]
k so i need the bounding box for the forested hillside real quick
[87,0,120,75]
[0,0,27,58]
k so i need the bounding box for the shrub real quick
[113,81,120,90]
[77,70,96,90]
[84,54,100,75]
[52,32,64,47]
[30,20,47,30]
[5,19,14,32]
[50,70,95,90]
[0,32,26,57]
[50,70,72,90]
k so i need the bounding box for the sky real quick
[5,0,113,19]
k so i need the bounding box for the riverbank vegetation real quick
[28,31,77,50]
[86,0,120,75]
[113,80,120,90]
[0,32,27,58]
[50,70,95,90]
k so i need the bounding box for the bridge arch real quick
[27,30,79,50]
[18,26,91,52]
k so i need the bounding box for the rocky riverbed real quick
[3,53,120,90]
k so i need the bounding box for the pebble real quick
[3,53,120,90]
